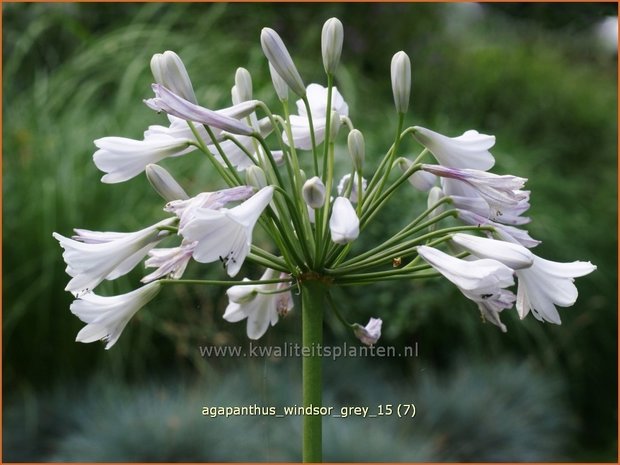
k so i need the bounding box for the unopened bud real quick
[245,165,267,190]
[329,197,359,244]
[390,51,411,114]
[347,129,365,172]
[235,67,253,102]
[321,17,344,74]
[146,164,189,202]
[302,176,326,209]
[231,85,241,105]
[150,51,197,104]
[261,28,306,98]
[427,186,445,219]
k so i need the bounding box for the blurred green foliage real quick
[3,3,617,461]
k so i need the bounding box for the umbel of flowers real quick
[54,18,595,462]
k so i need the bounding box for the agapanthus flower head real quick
[71,281,161,349]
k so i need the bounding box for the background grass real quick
[3,3,617,461]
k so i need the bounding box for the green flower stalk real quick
[53,16,596,463]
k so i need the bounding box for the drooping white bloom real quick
[451,233,534,270]
[422,164,527,206]
[141,242,196,283]
[53,218,175,293]
[71,281,161,349]
[353,318,382,346]
[337,174,367,204]
[515,256,596,324]
[223,268,292,339]
[329,196,359,244]
[456,209,541,249]
[303,176,326,209]
[418,245,517,331]
[93,135,191,184]
[260,28,306,97]
[150,51,197,104]
[283,83,349,150]
[321,17,344,74]
[145,84,255,136]
[390,51,411,114]
[417,245,514,294]
[413,127,495,170]
[179,186,275,276]
[145,164,189,201]
[165,186,254,228]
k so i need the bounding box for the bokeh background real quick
[3,3,617,461]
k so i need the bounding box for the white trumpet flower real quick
[223,268,292,339]
[179,186,275,276]
[53,218,175,293]
[71,281,161,349]
[515,256,596,324]
[413,127,495,170]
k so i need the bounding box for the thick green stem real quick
[301,279,325,463]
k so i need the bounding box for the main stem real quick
[301,279,325,463]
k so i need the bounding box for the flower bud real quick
[347,129,365,172]
[235,67,253,102]
[399,158,435,191]
[427,186,445,220]
[302,176,326,209]
[150,51,197,104]
[245,165,267,190]
[321,17,344,74]
[145,164,189,202]
[329,197,360,244]
[231,85,241,105]
[268,63,289,101]
[261,28,306,98]
[390,51,411,114]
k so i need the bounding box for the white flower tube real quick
[353,318,382,346]
[413,127,495,170]
[515,256,596,324]
[451,233,534,270]
[53,218,175,293]
[223,268,292,339]
[329,197,359,244]
[93,135,191,184]
[71,281,161,349]
[180,186,275,276]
